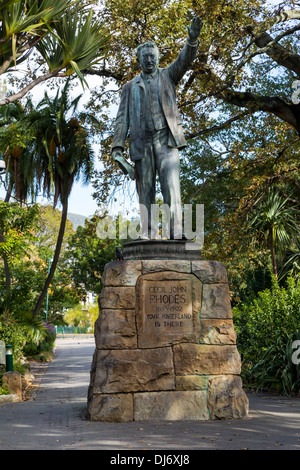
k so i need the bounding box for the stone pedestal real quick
[87,247,248,421]
[2,371,22,400]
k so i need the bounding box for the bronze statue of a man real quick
[112,17,203,239]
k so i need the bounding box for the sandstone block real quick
[173,343,241,376]
[201,284,232,318]
[192,260,228,284]
[0,394,19,404]
[142,259,191,274]
[134,391,209,420]
[94,309,137,349]
[93,348,175,393]
[88,393,133,422]
[199,319,236,345]
[2,371,22,400]
[103,260,142,286]
[207,375,249,419]
[175,375,210,391]
[100,286,135,310]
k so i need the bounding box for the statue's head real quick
[136,42,160,74]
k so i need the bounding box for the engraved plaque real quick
[143,279,193,333]
[136,272,201,348]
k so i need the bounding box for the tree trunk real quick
[0,234,11,294]
[32,198,68,319]
[0,185,13,296]
[4,181,12,203]
[270,228,278,279]
[3,258,11,293]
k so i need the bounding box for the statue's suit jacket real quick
[112,39,199,162]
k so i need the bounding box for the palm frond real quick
[0,0,88,73]
[36,8,110,87]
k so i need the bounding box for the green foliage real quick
[0,0,111,100]
[35,205,75,258]
[23,323,56,359]
[0,204,81,320]
[0,201,80,364]
[0,386,10,395]
[5,81,97,318]
[0,0,73,70]
[36,9,110,87]
[0,100,37,202]
[252,329,300,395]
[0,316,28,362]
[66,215,116,296]
[0,202,39,261]
[0,203,44,318]
[64,302,98,331]
[248,189,300,277]
[233,275,300,393]
[0,202,50,363]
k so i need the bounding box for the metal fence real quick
[55,326,92,335]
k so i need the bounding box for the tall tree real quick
[85,0,300,286]
[85,0,299,205]
[0,99,36,202]
[27,82,95,317]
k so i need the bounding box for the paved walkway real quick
[0,337,300,451]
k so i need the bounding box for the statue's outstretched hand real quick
[188,17,203,42]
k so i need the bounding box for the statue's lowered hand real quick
[113,150,136,180]
[188,17,203,41]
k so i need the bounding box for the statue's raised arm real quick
[167,16,203,85]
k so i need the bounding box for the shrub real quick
[41,324,56,352]
[23,323,56,359]
[233,275,300,393]
[251,329,300,394]
[0,317,28,363]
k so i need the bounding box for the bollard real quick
[5,344,13,372]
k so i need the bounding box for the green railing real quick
[55,326,91,335]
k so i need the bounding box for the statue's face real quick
[139,47,159,74]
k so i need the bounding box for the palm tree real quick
[249,188,300,278]
[0,100,36,203]
[0,100,36,294]
[26,81,95,318]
